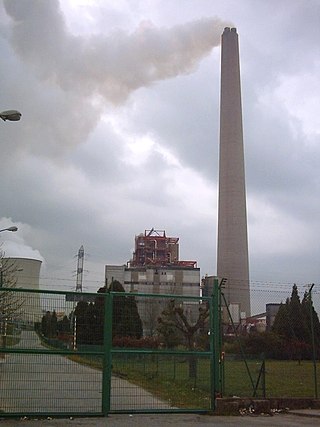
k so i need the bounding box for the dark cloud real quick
[1,0,320,297]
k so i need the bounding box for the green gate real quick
[0,280,222,417]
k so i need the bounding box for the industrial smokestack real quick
[217,27,251,318]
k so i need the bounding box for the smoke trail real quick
[4,0,230,104]
[0,218,44,261]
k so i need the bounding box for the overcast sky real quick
[1,0,320,307]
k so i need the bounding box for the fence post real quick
[309,284,318,399]
[261,357,266,398]
[209,284,215,410]
[211,277,221,410]
[102,291,113,416]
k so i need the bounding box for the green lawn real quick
[70,352,320,409]
[223,359,320,398]
[261,360,318,397]
[112,354,212,409]
[113,355,320,405]
[1,324,21,347]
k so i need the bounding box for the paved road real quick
[2,332,319,425]
[1,412,320,427]
[0,331,171,414]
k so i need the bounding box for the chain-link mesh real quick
[0,289,103,415]
[1,284,319,416]
[110,292,212,411]
[220,282,320,399]
[0,288,213,415]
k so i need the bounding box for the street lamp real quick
[0,110,22,122]
[0,226,18,233]
[0,226,18,287]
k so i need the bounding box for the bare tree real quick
[158,299,209,378]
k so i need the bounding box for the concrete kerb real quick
[215,397,320,417]
[289,409,320,418]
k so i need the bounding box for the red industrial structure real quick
[129,228,197,268]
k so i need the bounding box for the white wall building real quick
[105,264,201,336]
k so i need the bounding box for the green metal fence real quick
[220,281,320,400]
[0,283,221,417]
[0,288,105,417]
[1,281,319,417]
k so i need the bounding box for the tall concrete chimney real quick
[217,27,251,317]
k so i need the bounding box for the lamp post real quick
[0,226,18,286]
[0,226,18,233]
[0,110,21,122]
[0,226,21,361]
[0,225,19,354]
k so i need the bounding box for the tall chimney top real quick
[223,27,237,34]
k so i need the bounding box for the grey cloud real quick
[120,57,220,178]
[2,0,320,293]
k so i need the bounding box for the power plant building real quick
[105,229,200,335]
[106,229,200,296]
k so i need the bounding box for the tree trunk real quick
[188,355,197,379]
[187,335,197,378]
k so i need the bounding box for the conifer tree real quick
[302,288,320,342]
[73,280,145,344]
[273,284,318,345]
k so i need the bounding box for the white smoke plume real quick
[0,218,44,262]
[4,0,230,104]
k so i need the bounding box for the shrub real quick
[112,336,160,349]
